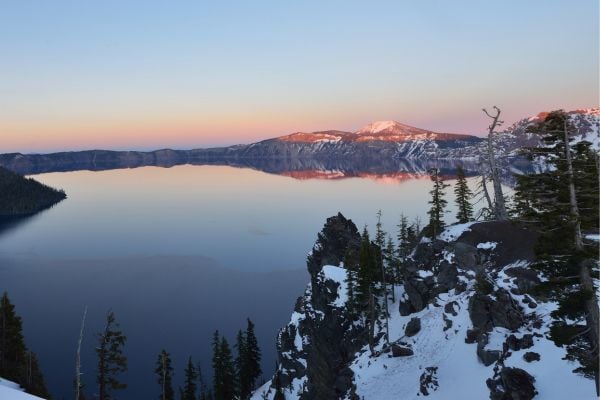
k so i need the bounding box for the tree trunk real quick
[562,119,583,250]
[560,119,599,394]
[75,307,87,400]
[482,107,508,220]
[368,289,375,355]
[479,171,494,212]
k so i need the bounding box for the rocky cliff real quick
[251,215,598,400]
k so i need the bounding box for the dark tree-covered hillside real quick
[0,167,66,216]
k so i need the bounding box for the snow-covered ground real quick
[0,379,44,400]
[252,221,599,400]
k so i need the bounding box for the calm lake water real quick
[0,164,480,399]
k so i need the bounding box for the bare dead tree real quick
[482,106,508,220]
[75,306,87,400]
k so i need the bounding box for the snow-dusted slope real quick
[252,216,598,400]
[0,379,45,400]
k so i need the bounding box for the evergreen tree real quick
[426,168,449,239]
[155,350,174,400]
[219,337,236,400]
[514,110,599,388]
[243,319,261,396]
[22,351,50,398]
[454,164,474,223]
[383,236,397,301]
[396,214,409,261]
[212,332,236,400]
[96,310,127,400]
[0,292,27,382]
[344,268,357,315]
[197,365,209,400]
[181,357,197,400]
[356,227,375,309]
[234,329,247,397]
[0,292,49,398]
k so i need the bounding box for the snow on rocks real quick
[477,241,497,250]
[438,222,476,242]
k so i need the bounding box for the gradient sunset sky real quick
[1,1,598,153]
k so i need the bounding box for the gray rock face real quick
[275,213,366,400]
[450,242,479,270]
[405,317,421,337]
[468,289,524,333]
[487,367,537,400]
[505,267,540,295]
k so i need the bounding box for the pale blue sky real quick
[0,1,598,152]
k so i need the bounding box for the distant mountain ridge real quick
[0,108,597,176]
[278,120,477,143]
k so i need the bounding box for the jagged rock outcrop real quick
[254,217,596,400]
[272,213,366,399]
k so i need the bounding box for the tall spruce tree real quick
[426,168,449,239]
[0,292,49,398]
[235,330,248,399]
[212,331,236,400]
[243,319,261,396]
[182,356,198,400]
[454,164,474,223]
[155,350,174,400]
[514,110,599,391]
[96,310,127,400]
[0,292,27,382]
[356,227,375,309]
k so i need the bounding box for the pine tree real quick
[211,331,222,400]
[0,292,27,382]
[384,235,397,301]
[356,227,375,309]
[219,337,236,400]
[22,351,50,398]
[426,168,449,239]
[454,164,474,223]
[243,319,261,396]
[182,356,198,400]
[212,331,236,400]
[0,292,49,398]
[515,110,599,390]
[155,350,174,400]
[235,330,248,399]
[96,310,127,400]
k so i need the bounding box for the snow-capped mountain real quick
[0,108,597,175]
[251,214,599,400]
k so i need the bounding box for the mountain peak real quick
[357,120,404,134]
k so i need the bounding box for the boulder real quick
[405,317,421,337]
[487,367,537,400]
[506,334,534,351]
[469,289,524,333]
[391,344,414,357]
[523,352,540,362]
[451,242,479,270]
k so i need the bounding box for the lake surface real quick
[0,164,481,399]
